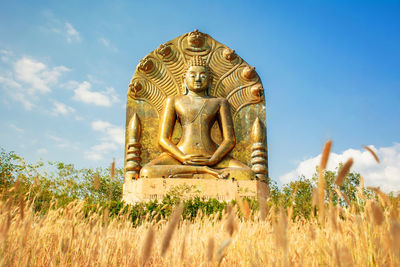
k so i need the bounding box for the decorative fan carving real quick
[128,30,264,117]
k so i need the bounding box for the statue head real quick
[184,56,210,94]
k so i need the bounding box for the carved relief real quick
[251,117,268,182]
[125,113,142,180]
[127,30,263,117]
[124,30,269,202]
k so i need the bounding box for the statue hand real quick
[183,154,217,166]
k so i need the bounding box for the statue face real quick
[185,66,209,93]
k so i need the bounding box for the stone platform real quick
[123,178,268,203]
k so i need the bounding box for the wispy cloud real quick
[72,81,119,107]
[46,133,64,143]
[98,37,118,52]
[0,56,69,109]
[41,11,81,44]
[85,120,124,161]
[9,123,24,134]
[52,100,75,115]
[14,57,69,94]
[85,142,118,161]
[0,76,22,89]
[46,133,79,150]
[0,49,12,62]
[279,143,400,193]
[37,148,48,155]
[65,22,81,43]
[91,120,124,145]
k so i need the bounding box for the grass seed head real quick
[335,158,354,186]
[19,196,24,220]
[217,238,232,265]
[225,205,236,236]
[141,225,155,266]
[161,203,183,257]
[180,235,186,260]
[93,173,100,190]
[370,201,384,225]
[320,139,332,171]
[243,199,250,219]
[362,145,380,163]
[110,158,116,179]
[207,236,215,262]
[390,221,400,250]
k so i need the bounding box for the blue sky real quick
[1,0,399,191]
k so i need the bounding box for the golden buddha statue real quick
[140,56,253,179]
[124,30,268,183]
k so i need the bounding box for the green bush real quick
[0,147,379,223]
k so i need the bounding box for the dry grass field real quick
[0,142,399,266]
[0,187,399,266]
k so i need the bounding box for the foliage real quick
[0,148,123,212]
[0,147,383,222]
[0,178,399,266]
[281,176,314,219]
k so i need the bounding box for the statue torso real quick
[174,95,223,156]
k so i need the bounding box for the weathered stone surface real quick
[123,178,263,203]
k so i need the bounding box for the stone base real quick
[123,178,268,204]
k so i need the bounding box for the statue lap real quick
[140,153,254,180]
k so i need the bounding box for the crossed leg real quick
[140,152,254,180]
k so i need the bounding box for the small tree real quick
[281,176,313,219]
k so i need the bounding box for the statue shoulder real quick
[215,97,230,106]
[165,95,177,104]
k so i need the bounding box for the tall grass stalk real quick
[0,186,398,266]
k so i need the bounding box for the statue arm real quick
[158,97,186,162]
[209,99,236,165]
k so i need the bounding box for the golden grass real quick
[0,140,397,266]
[335,158,354,186]
[0,190,399,267]
[363,145,380,163]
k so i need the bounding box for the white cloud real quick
[92,120,112,131]
[72,81,119,107]
[85,120,124,161]
[14,57,69,94]
[98,38,118,52]
[85,142,117,161]
[61,80,81,90]
[0,73,33,109]
[37,148,48,155]
[14,92,35,109]
[279,143,400,193]
[65,22,81,43]
[0,75,22,89]
[99,37,110,47]
[0,49,12,62]
[9,123,24,134]
[91,120,124,145]
[52,101,75,116]
[41,12,81,44]
[46,133,79,150]
[46,133,64,143]
[0,57,69,109]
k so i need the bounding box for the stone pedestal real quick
[123,178,267,203]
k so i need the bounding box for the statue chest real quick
[175,99,219,126]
